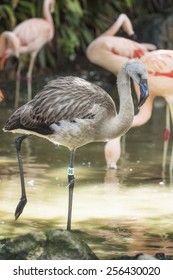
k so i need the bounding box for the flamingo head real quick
[49,0,55,13]
[0,32,20,69]
[128,33,137,41]
[124,59,149,107]
[0,50,8,70]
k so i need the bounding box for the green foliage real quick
[57,0,83,59]
[124,0,134,8]
[15,1,36,20]
[65,0,83,16]
[0,4,16,31]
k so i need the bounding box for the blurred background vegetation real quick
[0,0,173,72]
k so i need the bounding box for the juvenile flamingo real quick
[0,0,55,109]
[3,60,149,230]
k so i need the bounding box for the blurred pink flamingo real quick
[86,13,156,75]
[0,0,55,109]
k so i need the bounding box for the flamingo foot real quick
[15,197,27,220]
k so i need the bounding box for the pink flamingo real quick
[86,13,156,75]
[0,0,55,109]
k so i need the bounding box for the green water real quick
[0,82,173,259]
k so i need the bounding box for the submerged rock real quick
[0,230,98,260]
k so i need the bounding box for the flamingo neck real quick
[112,68,134,137]
[100,14,134,37]
[0,31,19,61]
[0,50,8,69]
[43,0,54,38]
[101,69,134,140]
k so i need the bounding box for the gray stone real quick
[0,230,98,260]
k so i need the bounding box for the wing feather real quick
[4,77,116,134]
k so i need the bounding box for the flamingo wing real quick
[110,37,148,59]
[4,77,116,133]
[141,50,173,77]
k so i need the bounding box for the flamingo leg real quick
[15,135,29,220]
[121,134,126,167]
[67,148,75,231]
[27,54,36,101]
[162,104,170,175]
[168,103,173,176]
[14,58,23,109]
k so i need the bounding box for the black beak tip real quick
[138,79,149,107]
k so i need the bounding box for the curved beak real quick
[138,78,149,107]
[0,52,8,70]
